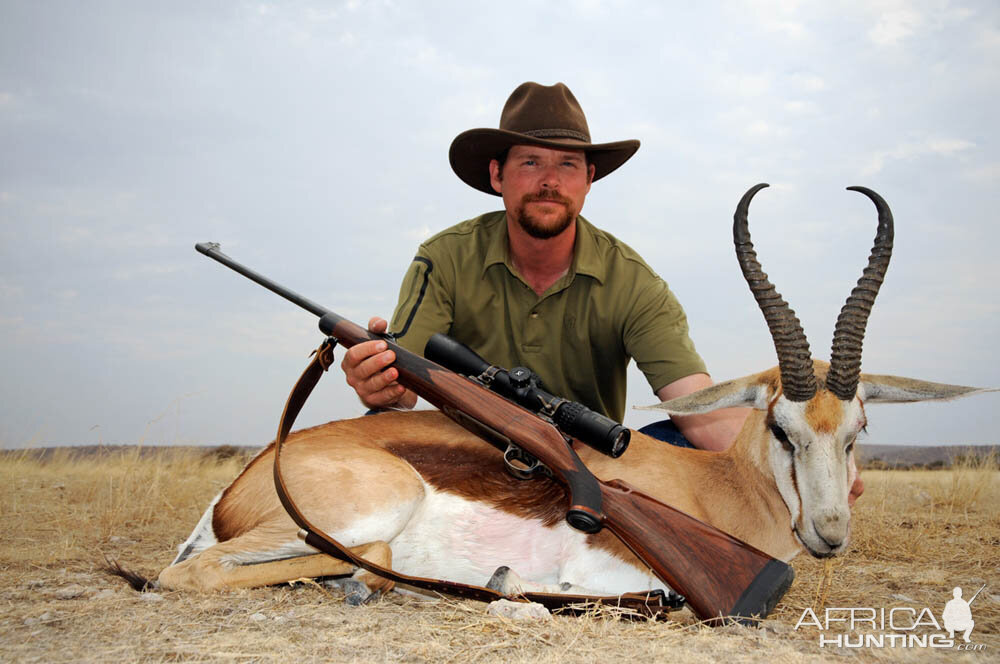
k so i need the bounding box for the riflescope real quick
[424,333,630,458]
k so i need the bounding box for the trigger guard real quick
[503,444,541,480]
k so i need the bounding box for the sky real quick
[1,0,998,449]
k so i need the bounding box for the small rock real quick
[760,619,792,634]
[54,584,86,600]
[93,589,116,600]
[891,593,915,603]
[486,599,551,621]
[139,592,164,602]
[109,535,124,543]
[26,580,46,589]
[23,617,37,626]
[273,616,287,624]
[988,594,1000,605]
[39,612,53,622]
[249,612,267,623]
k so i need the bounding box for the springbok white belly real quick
[387,485,665,595]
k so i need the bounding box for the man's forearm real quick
[654,374,749,451]
[670,408,749,451]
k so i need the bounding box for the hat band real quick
[522,128,590,142]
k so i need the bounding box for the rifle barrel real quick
[196,242,330,319]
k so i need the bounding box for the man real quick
[341,81,862,500]
[342,81,743,451]
[942,586,976,642]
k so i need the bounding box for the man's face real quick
[489,145,595,239]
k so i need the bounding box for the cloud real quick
[406,225,433,242]
[741,0,809,39]
[790,73,826,93]
[868,7,925,46]
[111,263,183,281]
[962,162,1000,183]
[978,25,1000,50]
[764,19,807,39]
[783,100,817,114]
[862,137,975,175]
[726,73,773,98]
[55,222,172,250]
[0,278,23,300]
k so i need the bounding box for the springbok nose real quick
[812,512,848,549]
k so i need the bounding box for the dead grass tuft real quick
[1,447,997,662]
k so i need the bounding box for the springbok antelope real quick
[122,185,989,605]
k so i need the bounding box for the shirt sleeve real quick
[623,275,708,394]
[388,245,455,358]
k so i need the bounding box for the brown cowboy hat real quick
[449,82,640,196]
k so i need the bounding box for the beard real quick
[513,190,576,239]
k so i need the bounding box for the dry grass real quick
[1,447,997,663]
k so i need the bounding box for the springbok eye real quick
[845,439,855,455]
[769,424,794,452]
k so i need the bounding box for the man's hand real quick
[340,317,417,410]
[847,452,864,507]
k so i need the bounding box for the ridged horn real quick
[734,183,817,402]
[827,186,894,400]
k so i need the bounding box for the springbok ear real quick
[858,374,997,404]
[637,375,774,415]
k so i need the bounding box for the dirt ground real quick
[1,446,996,663]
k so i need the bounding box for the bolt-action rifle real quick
[195,241,794,623]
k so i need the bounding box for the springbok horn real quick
[734,183,817,402]
[826,187,894,401]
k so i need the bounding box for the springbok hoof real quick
[486,566,510,593]
[486,566,525,595]
[328,578,375,606]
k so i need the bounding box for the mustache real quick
[522,190,571,205]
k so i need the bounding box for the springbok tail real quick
[102,555,156,592]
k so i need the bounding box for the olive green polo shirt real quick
[389,211,707,423]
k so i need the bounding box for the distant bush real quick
[201,445,243,463]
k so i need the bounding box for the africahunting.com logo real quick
[794,584,988,651]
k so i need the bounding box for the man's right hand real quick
[340,317,417,410]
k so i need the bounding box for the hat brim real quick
[449,128,640,196]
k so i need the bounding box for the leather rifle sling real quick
[270,338,679,618]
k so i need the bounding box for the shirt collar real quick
[571,215,607,285]
[481,211,509,276]
[481,212,607,286]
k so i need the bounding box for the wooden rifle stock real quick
[317,311,794,623]
[194,242,793,623]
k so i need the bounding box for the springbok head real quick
[651,184,991,558]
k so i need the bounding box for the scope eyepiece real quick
[552,401,630,458]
